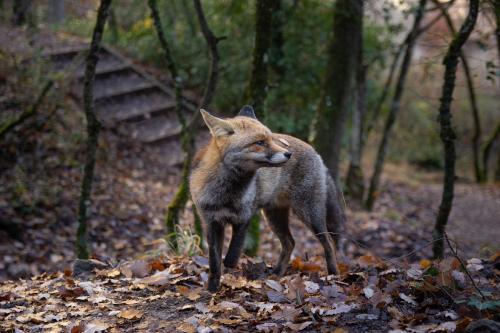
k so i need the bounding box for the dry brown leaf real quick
[178,323,196,333]
[291,257,321,273]
[420,259,432,269]
[118,309,143,320]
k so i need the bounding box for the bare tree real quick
[76,0,112,259]
[148,0,223,250]
[365,0,428,210]
[312,0,363,182]
[432,0,479,259]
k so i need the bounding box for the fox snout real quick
[268,150,292,165]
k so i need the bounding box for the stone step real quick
[74,68,157,100]
[96,90,176,124]
[124,114,184,143]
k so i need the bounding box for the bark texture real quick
[76,0,112,259]
[312,0,363,182]
[432,0,479,259]
[345,0,365,201]
[433,0,482,183]
[246,0,275,119]
[365,0,427,210]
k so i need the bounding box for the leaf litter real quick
[1,252,498,332]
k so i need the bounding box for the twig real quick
[444,231,485,300]
[0,80,54,141]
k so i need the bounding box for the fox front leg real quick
[207,221,224,292]
[224,222,249,268]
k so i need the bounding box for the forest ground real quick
[1,106,499,332]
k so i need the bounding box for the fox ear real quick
[200,109,234,137]
[238,105,257,119]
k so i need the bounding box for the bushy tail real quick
[325,173,347,259]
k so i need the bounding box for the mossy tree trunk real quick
[149,0,222,251]
[76,0,112,259]
[365,0,427,211]
[244,0,276,256]
[432,0,479,259]
[345,0,365,201]
[311,0,363,183]
[432,0,483,183]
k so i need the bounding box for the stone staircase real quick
[0,26,198,143]
[43,43,198,143]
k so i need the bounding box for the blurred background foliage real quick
[41,0,498,176]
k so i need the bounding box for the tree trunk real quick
[365,0,427,210]
[432,0,479,259]
[246,0,275,119]
[243,0,277,256]
[346,0,365,201]
[312,0,363,182]
[482,122,500,180]
[432,0,483,183]
[149,0,222,251]
[48,0,65,24]
[496,150,500,181]
[495,0,500,64]
[12,0,30,26]
[269,0,285,81]
[76,0,112,259]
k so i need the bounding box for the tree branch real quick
[0,80,54,141]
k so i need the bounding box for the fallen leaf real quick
[363,286,374,299]
[399,293,417,306]
[256,322,280,332]
[420,259,432,269]
[266,279,283,292]
[83,321,109,333]
[178,323,196,333]
[118,309,143,320]
[271,305,301,321]
[284,321,312,331]
[304,281,320,294]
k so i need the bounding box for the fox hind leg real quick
[294,204,339,275]
[262,208,295,276]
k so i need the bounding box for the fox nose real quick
[284,152,292,159]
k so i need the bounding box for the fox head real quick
[200,106,292,171]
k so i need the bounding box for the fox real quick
[190,105,346,292]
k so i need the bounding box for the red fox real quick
[190,106,346,291]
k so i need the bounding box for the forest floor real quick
[1,54,499,332]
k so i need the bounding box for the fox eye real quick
[254,140,266,146]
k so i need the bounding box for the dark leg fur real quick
[293,204,339,276]
[224,222,249,268]
[207,221,224,292]
[263,208,295,275]
[326,174,347,258]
